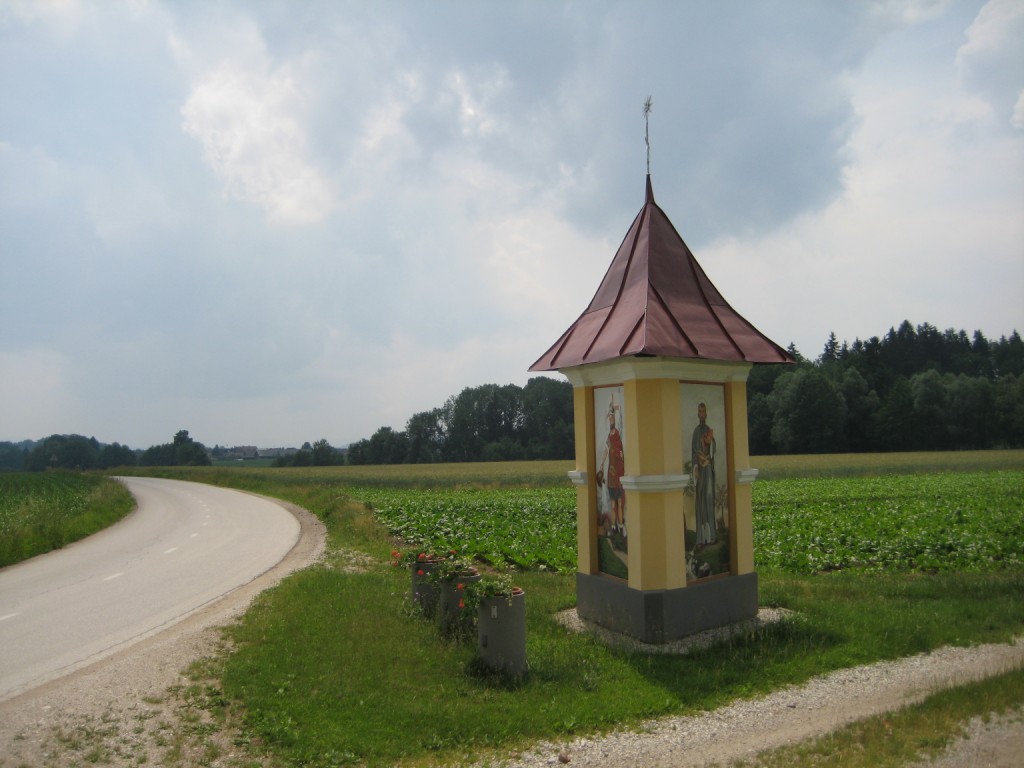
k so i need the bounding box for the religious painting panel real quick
[681,383,729,582]
[594,385,627,579]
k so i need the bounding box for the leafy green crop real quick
[0,472,135,566]
[753,470,1024,573]
[349,486,577,572]
[0,472,94,534]
[348,470,1023,576]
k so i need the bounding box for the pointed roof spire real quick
[643,95,653,176]
[529,176,794,371]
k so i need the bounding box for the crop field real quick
[753,471,1023,573]
[0,472,135,566]
[348,468,1023,576]
[352,486,576,571]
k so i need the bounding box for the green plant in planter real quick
[421,551,474,583]
[426,552,482,639]
[461,573,518,611]
[392,549,449,617]
[390,548,447,568]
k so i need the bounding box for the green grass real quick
[219,538,1023,767]
[752,448,1024,479]
[225,486,1021,766]
[0,472,136,567]
[211,457,278,468]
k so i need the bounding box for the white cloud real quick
[957,0,1024,59]
[0,0,83,34]
[477,207,612,337]
[446,66,507,138]
[1014,90,1024,130]
[868,0,951,26]
[955,0,1024,125]
[177,28,333,225]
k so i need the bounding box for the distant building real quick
[258,447,299,458]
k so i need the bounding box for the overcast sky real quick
[1,0,1022,450]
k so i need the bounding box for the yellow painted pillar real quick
[572,385,598,575]
[622,379,687,590]
[726,380,755,575]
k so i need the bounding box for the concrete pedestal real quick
[576,571,758,644]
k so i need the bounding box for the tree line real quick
[341,377,574,465]
[748,322,1024,454]
[0,430,212,471]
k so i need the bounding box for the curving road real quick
[0,477,300,702]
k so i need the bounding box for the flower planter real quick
[410,559,444,617]
[476,587,527,676]
[437,568,481,637]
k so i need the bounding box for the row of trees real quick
[1,430,213,471]
[8,434,137,471]
[749,322,1024,454]
[345,377,574,465]
[272,439,345,467]
[138,430,212,467]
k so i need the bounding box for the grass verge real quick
[216,501,1022,767]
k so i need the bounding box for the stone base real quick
[556,606,792,655]
[576,571,759,644]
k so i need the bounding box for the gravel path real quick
[0,502,1020,767]
[497,634,1024,768]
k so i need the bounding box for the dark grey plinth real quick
[477,590,527,676]
[576,572,759,644]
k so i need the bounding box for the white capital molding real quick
[620,473,690,492]
[567,470,587,486]
[736,468,760,485]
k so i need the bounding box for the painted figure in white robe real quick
[691,402,717,548]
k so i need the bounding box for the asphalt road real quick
[0,476,299,701]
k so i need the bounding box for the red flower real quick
[390,550,399,558]
[417,553,426,560]
[458,599,465,609]
[417,569,424,576]
[456,583,465,591]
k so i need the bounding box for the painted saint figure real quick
[599,402,626,537]
[691,402,717,548]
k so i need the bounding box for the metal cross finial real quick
[643,96,653,175]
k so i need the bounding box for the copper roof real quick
[529,176,794,371]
